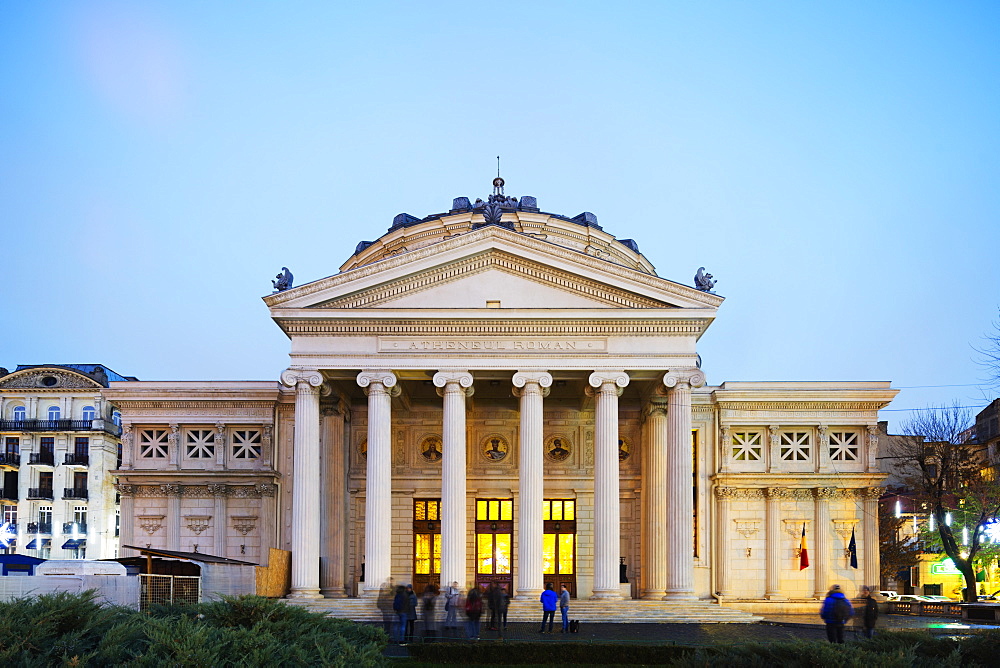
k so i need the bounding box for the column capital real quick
[280,369,324,390]
[433,370,474,389]
[663,368,706,389]
[357,370,398,392]
[588,370,629,390]
[512,370,553,389]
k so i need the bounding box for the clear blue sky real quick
[2,1,998,430]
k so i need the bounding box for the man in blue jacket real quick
[539,583,558,633]
[820,584,854,643]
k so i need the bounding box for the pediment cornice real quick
[264,225,723,311]
[276,317,711,337]
[315,250,672,309]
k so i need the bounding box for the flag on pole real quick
[799,523,809,570]
[848,527,858,569]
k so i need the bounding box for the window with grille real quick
[231,430,262,459]
[830,432,859,461]
[779,432,811,461]
[731,432,763,461]
[139,430,169,458]
[184,430,215,459]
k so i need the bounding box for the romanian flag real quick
[799,523,810,570]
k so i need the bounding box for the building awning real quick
[62,539,86,549]
[24,539,51,550]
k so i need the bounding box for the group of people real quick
[820,584,879,643]
[376,579,574,642]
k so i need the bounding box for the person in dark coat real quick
[819,584,854,643]
[860,585,879,639]
[465,587,483,639]
[404,584,418,643]
[392,585,407,644]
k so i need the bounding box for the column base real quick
[590,589,623,600]
[663,592,698,601]
[286,589,324,600]
[320,589,348,598]
[640,590,667,600]
[764,594,787,601]
[514,589,543,601]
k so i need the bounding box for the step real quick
[285,598,763,624]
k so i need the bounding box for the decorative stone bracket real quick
[184,515,211,535]
[231,515,258,536]
[832,519,859,541]
[138,515,165,535]
[734,520,761,539]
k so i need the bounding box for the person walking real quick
[559,584,571,633]
[421,583,439,642]
[820,584,854,643]
[496,585,510,636]
[392,585,407,644]
[444,581,460,630]
[860,585,879,639]
[539,583,558,633]
[464,587,483,640]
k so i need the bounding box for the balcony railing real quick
[26,522,52,534]
[0,452,19,467]
[27,487,54,500]
[64,453,89,466]
[29,452,54,466]
[63,488,88,500]
[62,522,88,534]
[0,487,16,500]
[0,419,122,436]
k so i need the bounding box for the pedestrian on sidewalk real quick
[860,585,879,639]
[539,582,558,633]
[444,581,460,630]
[421,583,439,642]
[559,584,570,633]
[465,587,483,640]
[820,584,854,643]
[404,584,418,643]
[495,585,510,636]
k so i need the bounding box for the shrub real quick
[407,641,694,665]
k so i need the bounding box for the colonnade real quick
[282,367,703,600]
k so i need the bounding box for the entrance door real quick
[475,499,513,592]
[412,499,441,591]
[543,499,577,597]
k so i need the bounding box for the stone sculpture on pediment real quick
[0,369,102,390]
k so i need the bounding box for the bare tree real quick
[975,308,1000,388]
[885,404,1000,602]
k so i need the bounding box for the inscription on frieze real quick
[379,337,608,353]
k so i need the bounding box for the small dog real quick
[569,619,580,633]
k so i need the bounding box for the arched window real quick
[47,406,61,421]
[112,411,122,427]
[12,406,26,421]
[82,406,96,421]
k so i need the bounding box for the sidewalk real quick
[382,614,1000,658]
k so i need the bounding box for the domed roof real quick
[341,180,656,276]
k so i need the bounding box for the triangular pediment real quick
[265,226,723,312]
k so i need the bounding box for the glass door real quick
[475,499,513,592]
[413,499,441,591]
[543,499,576,596]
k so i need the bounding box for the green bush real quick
[407,641,695,665]
[0,591,387,667]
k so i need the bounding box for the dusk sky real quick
[2,2,998,431]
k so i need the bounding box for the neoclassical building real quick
[106,182,896,610]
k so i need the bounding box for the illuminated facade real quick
[107,184,897,611]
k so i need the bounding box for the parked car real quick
[878,591,899,600]
[921,595,957,603]
[894,595,935,603]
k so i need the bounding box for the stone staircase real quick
[285,597,763,624]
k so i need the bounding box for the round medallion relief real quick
[358,438,367,459]
[419,435,442,462]
[545,436,572,462]
[481,434,510,462]
[618,436,632,462]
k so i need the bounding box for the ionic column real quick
[588,370,629,599]
[862,487,880,589]
[280,369,325,599]
[715,486,735,597]
[433,370,474,592]
[813,487,835,598]
[764,487,787,600]
[640,397,668,599]
[320,402,349,597]
[512,370,552,599]
[357,370,398,596]
[662,368,704,600]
